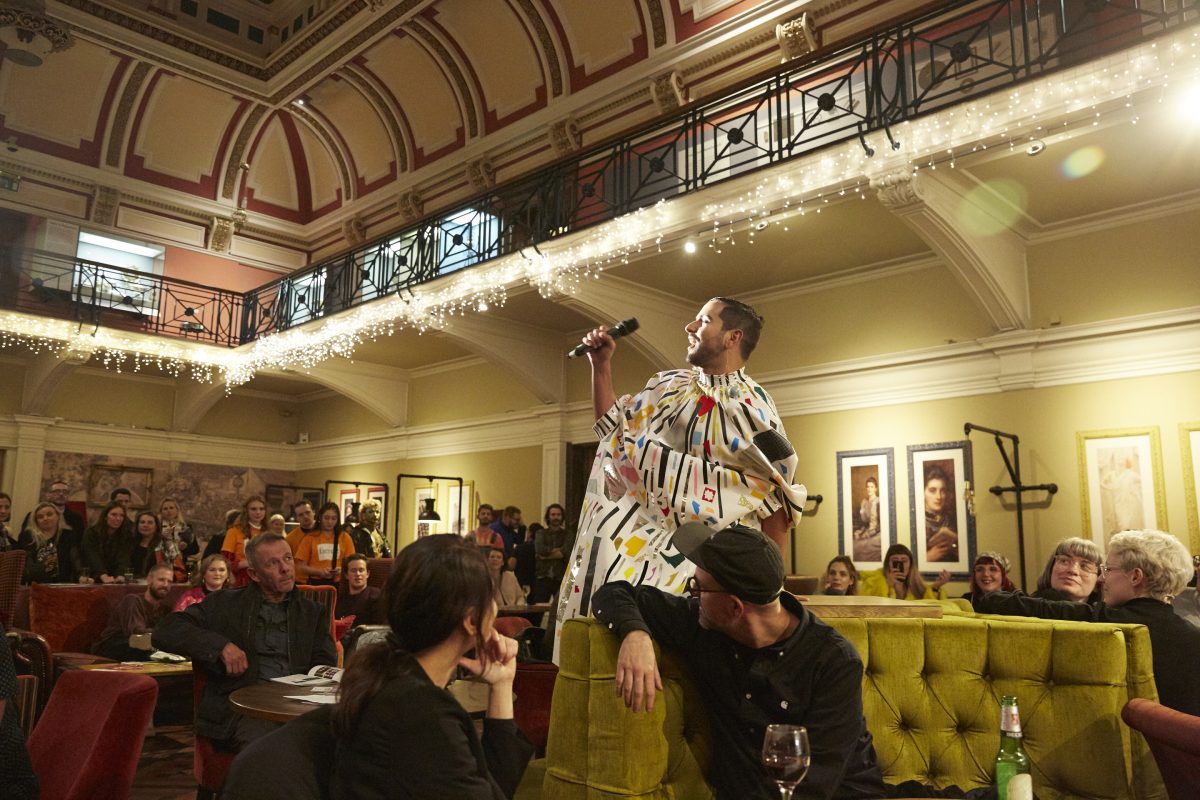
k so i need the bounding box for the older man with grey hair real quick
[154,532,337,749]
[976,529,1200,715]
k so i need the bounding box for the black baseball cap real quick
[671,522,784,604]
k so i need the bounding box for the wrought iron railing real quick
[2,0,1194,348]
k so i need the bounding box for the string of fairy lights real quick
[0,25,1195,389]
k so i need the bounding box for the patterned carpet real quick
[130,724,197,800]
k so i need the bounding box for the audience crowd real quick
[5,475,1200,800]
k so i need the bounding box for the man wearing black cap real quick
[592,523,884,800]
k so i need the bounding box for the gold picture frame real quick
[1181,421,1200,553]
[1077,427,1166,544]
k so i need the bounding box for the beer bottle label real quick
[1000,704,1022,736]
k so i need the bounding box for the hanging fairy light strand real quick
[0,25,1193,386]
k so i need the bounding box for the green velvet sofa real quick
[541,614,1166,799]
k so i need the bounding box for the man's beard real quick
[685,338,720,368]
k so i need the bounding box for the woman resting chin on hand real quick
[329,535,533,799]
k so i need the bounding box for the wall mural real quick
[41,451,294,548]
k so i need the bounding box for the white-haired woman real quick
[976,530,1199,716]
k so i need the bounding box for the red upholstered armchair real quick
[513,661,558,756]
[1122,698,1200,800]
[26,669,158,800]
[0,549,26,626]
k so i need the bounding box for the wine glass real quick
[762,724,810,799]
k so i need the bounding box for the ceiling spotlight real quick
[683,240,697,254]
[754,218,770,231]
[293,98,305,106]
[1026,139,1046,156]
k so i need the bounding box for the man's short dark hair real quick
[504,505,520,517]
[478,503,494,513]
[147,562,173,579]
[293,499,314,512]
[245,532,288,570]
[342,553,368,571]
[712,297,763,359]
[111,487,132,500]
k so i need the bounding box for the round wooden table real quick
[229,678,490,722]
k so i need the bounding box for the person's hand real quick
[550,548,563,558]
[926,530,957,562]
[220,643,248,676]
[581,325,616,366]
[459,630,518,687]
[615,630,662,713]
[100,573,116,584]
[932,569,951,590]
[77,575,94,585]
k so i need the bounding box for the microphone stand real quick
[963,423,1057,591]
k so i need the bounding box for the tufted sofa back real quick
[543,615,1166,800]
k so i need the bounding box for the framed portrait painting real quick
[1077,428,1166,545]
[413,486,437,539]
[339,488,359,521]
[908,440,975,578]
[836,448,895,572]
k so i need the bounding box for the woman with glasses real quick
[1033,537,1101,603]
[976,530,1199,716]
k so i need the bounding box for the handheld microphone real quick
[567,318,640,358]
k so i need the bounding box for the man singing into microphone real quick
[557,297,807,648]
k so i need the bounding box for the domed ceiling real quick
[0,0,907,268]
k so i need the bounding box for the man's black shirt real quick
[592,582,885,800]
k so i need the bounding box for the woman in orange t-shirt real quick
[295,502,356,586]
[221,494,268,586]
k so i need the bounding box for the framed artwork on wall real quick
[88,465,153,510]
[907,440,975,579]
[413,485,437,539]
[339,488,359,521]
[1077,427,1166,545]
[1182,422,1200,553]
[836,448,895,573]
[439,481,473,535]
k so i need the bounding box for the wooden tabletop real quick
[229,678,491,722]
[798,594,943,619]
[79,661,193,676]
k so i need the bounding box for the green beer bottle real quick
[995,695,1032,800]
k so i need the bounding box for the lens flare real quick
[1061,146,1105,179]
[958,179,1027,236]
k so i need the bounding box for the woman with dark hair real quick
[859,543,947,599]
[331,534,532,798]
[295,502,355,586]
[174,553,233,611]
[822,555,859,595]
[1033,537,1102,603]
[962,551,1016,602]
[80,501,131,583]
[129,510,162,578]
[222,495,268,587]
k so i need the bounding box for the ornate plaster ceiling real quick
[0,0,915,267]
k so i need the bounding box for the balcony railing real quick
[2,0,1194,349]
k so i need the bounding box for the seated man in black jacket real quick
[975,529,1199,716]
[153,532,337,749]
[592,523,885,800]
